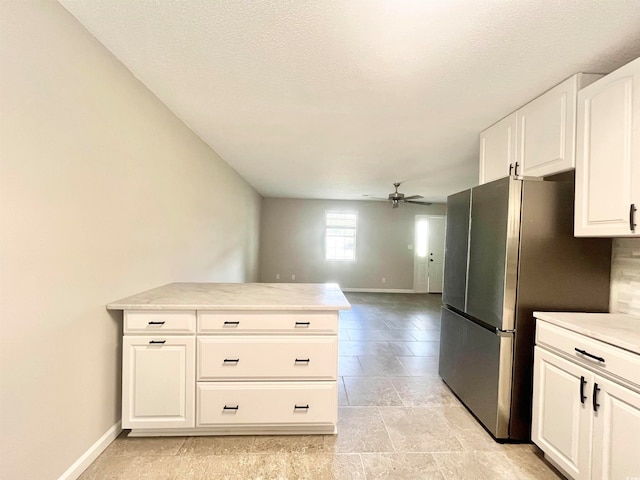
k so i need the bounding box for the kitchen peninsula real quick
[107,282,350,437]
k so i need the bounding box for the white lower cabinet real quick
[532,347,593,479]
[532,320,640,480]
[122,335,195,429]
[197,382,337,427]
[590,377,640,480]
[122,310,339,435]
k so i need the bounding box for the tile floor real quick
[80,293,563,479]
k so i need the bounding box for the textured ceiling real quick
[58,0,640,202]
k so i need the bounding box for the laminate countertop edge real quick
[107,282,352,311]
[534,311,640,355]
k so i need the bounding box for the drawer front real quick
[124,311,196,334]
[197,336,337,380]
[197,381,337,426]
[197,311,338,334]
[536,321,640,387]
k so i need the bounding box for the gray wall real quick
[0,2,261,478]
[259,198,446,289]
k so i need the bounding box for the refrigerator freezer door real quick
[442,189,471,312]
[439,306,514,439]
[466,177,522,331]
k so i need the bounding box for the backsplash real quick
[610,238,640,315]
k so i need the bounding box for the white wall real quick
[610,238,640,315]
[259,198,446,290]
[0,1,261,478]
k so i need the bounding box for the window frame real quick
[324,211,358,262]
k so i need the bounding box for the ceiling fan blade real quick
[405,200,433,206]
[403,195,424,200]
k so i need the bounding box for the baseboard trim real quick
[341,288,416,293]
[58,421,121,480]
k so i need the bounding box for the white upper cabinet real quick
[575,57,640,237]
[518,74,601,178]
[479,74,601,185]
[479,113,517,184]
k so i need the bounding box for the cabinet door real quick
[122,335,195,429]
[517,76,579,177]
[591,377,640,480]
[575,57,640,237]
[532,347,593,480]
[479,113,517,184]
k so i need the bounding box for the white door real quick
[413,215,429,293]
[532,347,593,480]
[479,112,517,184]
[591,376,640,480]
[575,57,640,237]
[427,216,445,293]
[122,335,195,429]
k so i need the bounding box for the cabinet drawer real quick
[197,311,338,334]
[124,311,196,334]
[197,336,337,380]
[197,381,337,426]
[536,321,640,387]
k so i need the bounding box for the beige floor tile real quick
[288,453,366,479]
[503,448,564,479]
[356,355,410,377]
[178,435,255,455]
[391,377,458,406]
[396,356,440,377]
[102,433,186,457]
[379,407,464,453]
[326,407,394,453]
[252,434,327,453]
[80,455,210,480]
[338,355,364,376]
[203,453,292,479]
[433,451,519,480]
[348,329,418,341]
[343,377,403,406]
[338,377,349,405]
[338,341,413,356]
[408,330,442,342]
[406,341,440,356]
[360,453,444,479]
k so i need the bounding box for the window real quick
[325,212,357,261]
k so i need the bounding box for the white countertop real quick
[534,311,640,355]
[107,282,351,311]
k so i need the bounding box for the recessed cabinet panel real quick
[532,347,593,480]
[197,336,337,381]
[518,76,575,177]
[479,113,517,184]
[575,57,640,236]
[591,378,640,480]
[122,336,195,429]
[197,381,337,426]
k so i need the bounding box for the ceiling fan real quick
[366,182,432,208]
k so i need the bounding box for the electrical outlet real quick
[275,273,280,280]
[291,274,296,280]
[382,277,386,283]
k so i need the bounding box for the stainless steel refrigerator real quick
[439,175,612,441]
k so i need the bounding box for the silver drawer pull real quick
[294,404,309,410]
[574,348,605,363]
[295,321,311,327]
[223,358,240,364]
[294,358,310,364]
[149,340,166,345]
[223,321,240,326]
[148,321,165,325]
[223,405,239,411]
